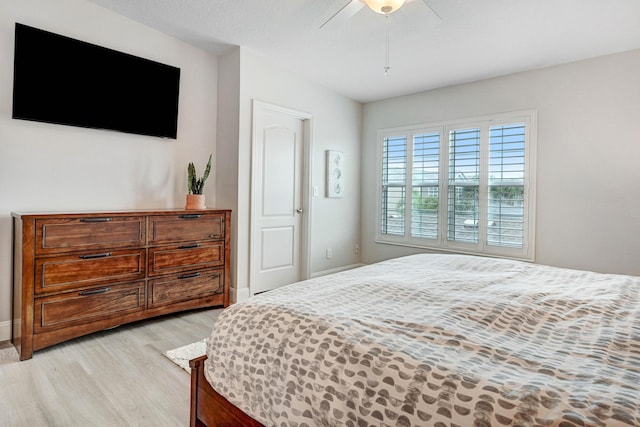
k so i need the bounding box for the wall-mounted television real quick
[12,23,181,139]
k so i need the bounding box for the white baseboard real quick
[310,263,366,279]
[0,320,11,344]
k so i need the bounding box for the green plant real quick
[187,154,212,195]
[413,193,438,211]
[394,190,439,213]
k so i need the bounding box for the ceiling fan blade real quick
[320,0,365,29]
[421,0,442,21]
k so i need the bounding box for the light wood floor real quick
[0,308,222,427]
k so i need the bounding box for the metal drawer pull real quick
[179,243,200,249]
[80,217,113,222]
[178,272,201,280]
[79,287,111,296]
[79,252,112,259]
[179,214,201,219]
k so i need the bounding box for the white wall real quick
[361,49,640,276]
[218,48,362,302]
[0,0,218,341]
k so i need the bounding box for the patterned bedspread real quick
[204,254,640,427]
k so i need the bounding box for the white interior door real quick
[251,102,310,295]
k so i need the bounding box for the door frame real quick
[249,100,313,295]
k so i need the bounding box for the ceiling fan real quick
[320,0,442,76]
[320,0,441,30]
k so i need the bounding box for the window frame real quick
[375,110,537,261]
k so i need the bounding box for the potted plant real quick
[185,154,212,210]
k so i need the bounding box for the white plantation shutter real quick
[411,132,440,239]
[447,128,480,244]
[381,135,407,237]
[376,111,536,261]
[488,123,526,248]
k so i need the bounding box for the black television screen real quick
[12,23,180,139]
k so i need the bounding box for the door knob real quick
[296,208,303,214]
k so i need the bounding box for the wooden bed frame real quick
[189,355,263,427]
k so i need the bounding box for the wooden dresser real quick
[12,208,231,360]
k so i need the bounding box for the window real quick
[377,111,536,261]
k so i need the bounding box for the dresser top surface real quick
[12,208,231,219]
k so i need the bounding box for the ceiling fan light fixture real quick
[362,0,407,15]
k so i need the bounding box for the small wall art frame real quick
[326,150,344,198]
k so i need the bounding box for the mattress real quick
[204,254,640,426]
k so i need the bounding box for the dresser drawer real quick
[36,216,145,255]
[34,249,146,295]
[148,268,223,308]
[148,241,223,276]
[148,213,225,245]
[34,281,145,333]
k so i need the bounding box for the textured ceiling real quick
[86,0,640,103]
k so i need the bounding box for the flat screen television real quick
[12,23,181,139]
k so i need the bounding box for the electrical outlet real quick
[326,248,333,259]
[355,244,360,254]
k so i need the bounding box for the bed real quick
[189,254,640,427]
